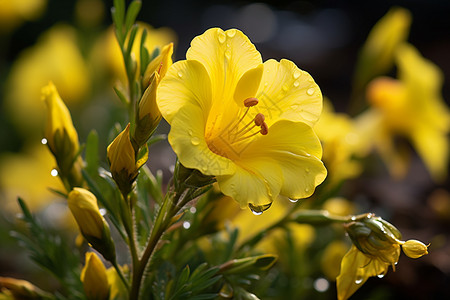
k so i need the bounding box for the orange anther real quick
[244,97,259,107]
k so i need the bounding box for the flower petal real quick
[240,120,326,199]
[233,64,264,103]
[255,59,322,127]
[217,161,282,208]
[336,246,370,300]
[157,60,212,123]
[168,103,235,176]
[186,28,262,104]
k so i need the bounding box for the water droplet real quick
[41,138,48,145]
[289,198,299,203]
[224,49,231,60]
[282,84,289,92]
[218,32,226,43]
[177,71,183,78]
[99,208,107,216]
[351,216,356,221]
[226,29,236,38]
[189,207,197,214]
[293,81,300,87]
[248,202,272,215]
[305,187,310,193]
[293,70,302,79]
[306,88,315,96]
[50,169,58,177]
[305,167,310,173]
[183,221,191,229]
[355,277,363,284]
[377,273,385,279]
[188,129,193,136]
[191,137,200,145]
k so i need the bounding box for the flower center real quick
[206,97,268,160]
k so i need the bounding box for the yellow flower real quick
[157,28,327,211]
[366,43,450,181]
[106,265,129,300]
[315,100,369,184]
[353,7,411,91]
[321,241,349,280]
[0,276,52,299]
[81,252,110,300]
[0,0,47,33]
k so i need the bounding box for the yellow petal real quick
[157,60,212,124]
[256,59,322,127]
[217,161,282,208]
[168,103,235,176]
[241,120,327,199]
[81,252,110,300]
[233,64,264,103]
[186,28,262,104]
[336,246,370,300]
[411,125,448,181]
[107,124,136,177]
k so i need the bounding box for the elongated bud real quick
[219,254,277,274]
[81,252,110,300]
[133,72,162,148]
[142,43,173,89]
[402,239,429,258]
[41,82,83,187]
[107,124,139,196]
[68,188,116,261]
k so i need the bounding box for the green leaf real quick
[124,0,142,33]
[113,84,129,106]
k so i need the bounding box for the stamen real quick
[260,122,269,135]
[244,97,259,107]
[254,113,265,126]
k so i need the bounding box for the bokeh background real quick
[1,0,449,299]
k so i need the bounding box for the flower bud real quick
[81,252,110,300]
[107,124,140,196]
[402,239,429,259]
[133,72,161,148]
[68,188,116,261]
[41,82,83,187]
[345,215,401,266]
[0,277,52,299]
[142,43,173,89]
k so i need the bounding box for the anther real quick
[260,122,269,135]
[244,97,259,107]
[254,113,265,126]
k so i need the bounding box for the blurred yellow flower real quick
[81,252,110,300]
[353,7,411,92]
[0,276,52,299]
[4,24,90,138]
[106,265,129,300]
[158,28,326,211]
[321,240,349,280]
[0,143,63,212]
[366,43,450,181]
[0,0,47,33]
[322,197,356,217]
[315,100,369,184]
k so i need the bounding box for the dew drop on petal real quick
[290,104,299,110]
[225,49,231,60]
[191,137,200,145]
[251,210,263,216]
[41,138,48,145]
[293,70,302,79]
[289,198,299,203]
[218,31,226,43]
[51,169,58,177]
[282,84,289,92]
[377,273,385,279]
[355,276,363,284]
[226,29,236,38]
[305,167,310,173]
[306,88,315,96]
[305,187,310,193]
[293,81,300,87]
[188,129,193,136]
[177,71,183,78]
